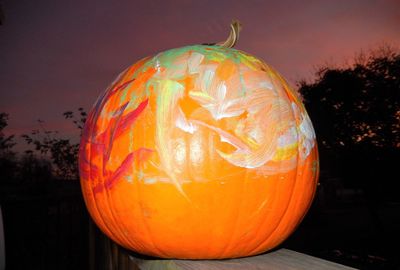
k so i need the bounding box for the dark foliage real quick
[299,48,400,196]
[294,47,400,269]
[299,49,399,150]
[21,108,86,180]
[0,113,15,151]
[0,113,18,182]
[0,110,89,270]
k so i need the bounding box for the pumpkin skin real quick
[79,45,319,259]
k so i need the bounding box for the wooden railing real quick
[89,224,357,270]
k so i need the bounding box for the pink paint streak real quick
[113,99,149,139]
[80,97,150,192]
[104,151,136,190]
[92,147,154,194]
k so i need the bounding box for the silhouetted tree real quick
[299,46,400,205]
[0,113,15,151]
[22,108,86,180]
[0,113,17,182]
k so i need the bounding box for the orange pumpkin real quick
[79,23,319,259]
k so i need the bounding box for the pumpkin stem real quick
[217,20,242,48]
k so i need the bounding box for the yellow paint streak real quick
[155,80,190,198]
[272,143,298,161]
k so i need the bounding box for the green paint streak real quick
[144,178,157,184]
[238,67,247,97]
[126,45,255,84]
[129,127,134,153]
[131,57,156,79]
[137,170,145,180]
[119,87,129,103]
[155,79,189,196]
[234,51,262,71]
[143,45,265,88]
[124,175,133,183]
[144,80,151,96]
[155,80,184,145]
[152,45,237,71]
[202,69,214,90]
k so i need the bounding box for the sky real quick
[1,0,399,153]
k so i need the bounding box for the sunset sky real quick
[1,0,399,152]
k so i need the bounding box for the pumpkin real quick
[79,21,319,259]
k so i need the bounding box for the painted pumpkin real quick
[79,22,319,259]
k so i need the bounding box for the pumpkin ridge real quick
[218,170,247,258]
[105,190,137,250]
[135,176,168,257]
[97,72,151,250]
[246,83,306,255]
[80,141,115,238]
[217,56,249,258]
[97,116,141,250]
[244,74,302,255]
[81,111,126,245]
[87,147,126,246]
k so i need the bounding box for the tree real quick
[298,46,400,202]
[299,48,400,151]
[22,108,86,180]
[0,113,15,153]
[0,113,17,182]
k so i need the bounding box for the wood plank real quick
[128,249,357,270]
